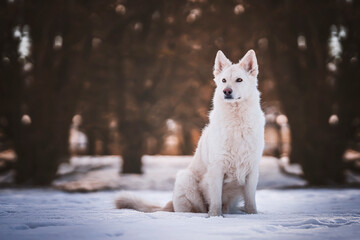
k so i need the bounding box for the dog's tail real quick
[115,192,174,213]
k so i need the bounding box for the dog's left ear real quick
[239,50,258,77]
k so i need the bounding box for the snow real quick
[0,188,360,240]
[0,156,360,239]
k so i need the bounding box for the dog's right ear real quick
[213,50,231,77]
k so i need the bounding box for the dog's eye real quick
[222,79,226,83]
[236,78,243,83]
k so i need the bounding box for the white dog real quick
[116,50,265,216]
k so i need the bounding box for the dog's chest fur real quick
[209,102,264,185]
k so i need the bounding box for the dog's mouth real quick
[224,96,241,101]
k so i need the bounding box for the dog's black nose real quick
[223,88,233,96]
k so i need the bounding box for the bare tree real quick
[12,1,92,184]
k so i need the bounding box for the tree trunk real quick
[86,130,96,155]
[122,148,143,174]
[180,128,194,155]
[101,129,110,155]
[12,1,90,185]
[120,121,145,174]
[14,107,73,185]
[288,116,346,185]
[262,0,346,185]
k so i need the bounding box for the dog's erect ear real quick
[213,50,231,77]
[239,49,258,77]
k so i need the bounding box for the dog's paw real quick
[207,210,223,217]
[244,208,258,214]
[207,213,224,218]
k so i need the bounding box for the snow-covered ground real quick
[0,156,360,239]
[0,188,360,240]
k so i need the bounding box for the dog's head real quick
[213,50,259,103]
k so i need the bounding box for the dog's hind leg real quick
[173,169,206,213]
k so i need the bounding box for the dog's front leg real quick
[244,168,259,214]
[205,167,224,217]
